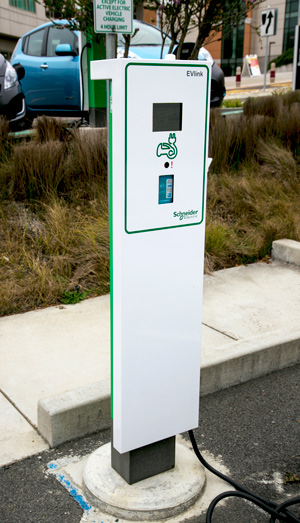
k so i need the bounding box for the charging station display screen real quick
[153,103,182,132]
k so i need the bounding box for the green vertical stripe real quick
[108,80,114,419]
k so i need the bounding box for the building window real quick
[283,0,298,52]
[9,0,35,13]
[221,24,245,77]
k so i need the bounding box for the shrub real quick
[33,115,72,143]
[66,129,107,199]
[268,47,294,70]
[0,116,12,162]
[1,140,67,200]
[0,127,108,202]
[243,96,280,118]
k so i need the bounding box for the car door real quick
[15,27,48,110]
[15,25,80,113]
[42,25,80,111]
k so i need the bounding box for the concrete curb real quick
[38,380,110,447]
[200,328,300,396]
[38,329,300,447]
[272,239,300,267]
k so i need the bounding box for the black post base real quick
[111,436,176,485]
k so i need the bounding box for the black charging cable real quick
[80,42,91,124]
[188,430,300,523]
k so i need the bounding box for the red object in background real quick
[236,66,241,87]
[270,63,276,83]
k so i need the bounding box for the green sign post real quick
[87,36,107,127]
[87,0,133,126]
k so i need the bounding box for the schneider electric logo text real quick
[173,210,198,221]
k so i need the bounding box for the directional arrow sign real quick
[261,8,277,37]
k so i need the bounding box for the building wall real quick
[204,36,222,66]
[0,0,48,57]
[243,15,252,56]
[143,2,289,75]
[143,7,156,26]
[188,3,286,72]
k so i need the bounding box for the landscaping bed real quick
[1,92,300,316]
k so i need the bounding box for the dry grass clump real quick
[206,91,300,270]
[205,135,300,270]
[275,89,300,108]
[68,130,108,198]
[0,124,107,202]
[278,103,300,156]
[0,116,12,162]
[2,141,67,200]
[0,198,109,316]
[211,91,300,172]
[0,121,109,316]
[244,95,280,118]
[33,115,72,143]
[209,112,274,172]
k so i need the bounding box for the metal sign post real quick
[261,7,278,90]
[263,34,269,91]
[293,25,300,90]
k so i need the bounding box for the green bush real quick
[268,47,294,70]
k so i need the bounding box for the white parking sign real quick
[94,0,133,34]
[261,8,277,37]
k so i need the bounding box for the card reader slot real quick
[158,175,174,204]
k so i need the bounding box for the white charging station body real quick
[91,58,211,454]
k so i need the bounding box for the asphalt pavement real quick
[0,363,299,523]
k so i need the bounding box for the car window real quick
[46,26,78,57]
[23,28,45,56]
[118,22,172,46]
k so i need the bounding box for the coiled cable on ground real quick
[188,430,300,523]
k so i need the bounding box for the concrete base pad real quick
[83,439,206,521]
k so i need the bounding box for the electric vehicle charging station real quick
[91,57,211,484]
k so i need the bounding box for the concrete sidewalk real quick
[224,70,293,99]
[1,239,300,467]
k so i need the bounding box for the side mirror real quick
[13,63,25,81]
[55,43,77,57]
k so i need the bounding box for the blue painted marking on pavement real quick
[47,462,58,469]
[53,472,91,511]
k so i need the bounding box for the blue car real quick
[11,21,80,120]
[11,19,225,124]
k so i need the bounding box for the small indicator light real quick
[171,161,173,168]
[164,162,169,169]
